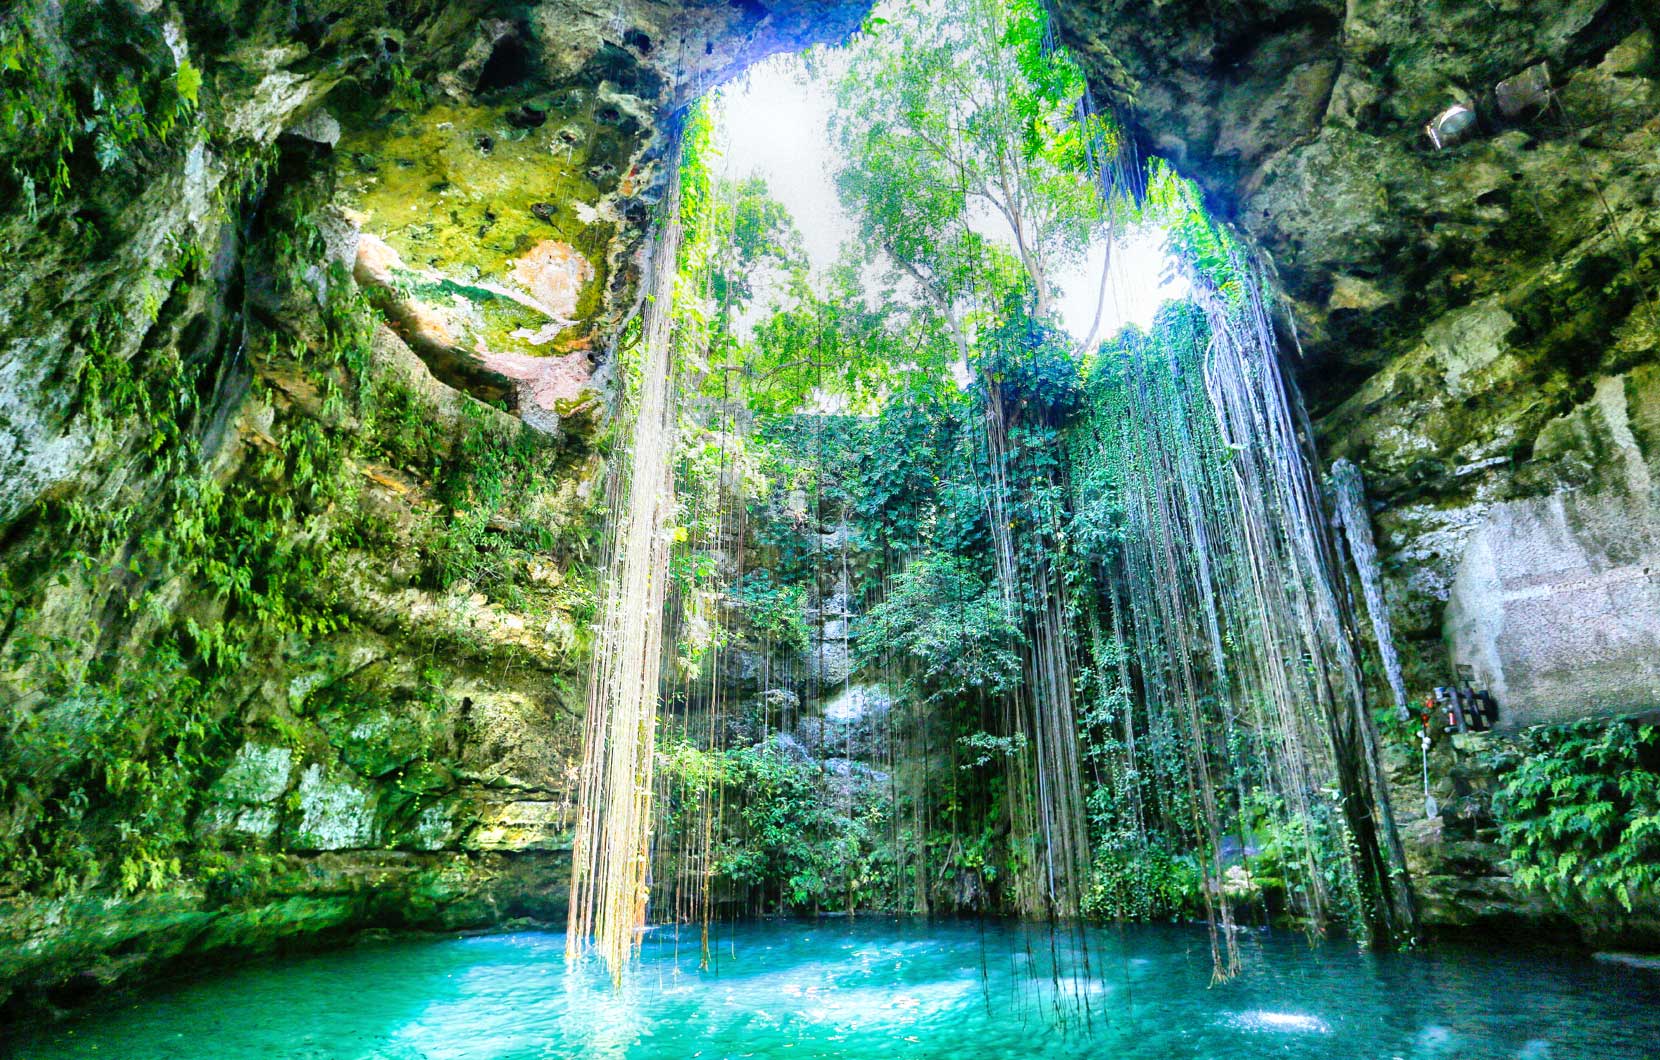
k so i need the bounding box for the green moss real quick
[0,133,610,899]
[333,94,617,354]
[0,8,201,221]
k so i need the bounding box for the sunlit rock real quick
[287,765,381,852]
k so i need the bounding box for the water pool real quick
[10,920,1657,1059]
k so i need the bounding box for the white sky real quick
[710,53,1190,347]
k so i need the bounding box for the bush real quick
[1493,719,1660,912]
[1080,833,1201,921]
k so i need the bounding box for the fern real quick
[1494,719,1660,911]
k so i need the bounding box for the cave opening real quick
[6,0,1660,1052]
[565,0,1414,995]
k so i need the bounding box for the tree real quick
[831,0,1104,350]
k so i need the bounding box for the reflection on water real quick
[10,919,1659,1059]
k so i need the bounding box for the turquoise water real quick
[10,920,1658,1059]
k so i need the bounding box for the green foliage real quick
[656,734,893,913]
[728,571,810,653]
[0,16,204,216]
[857,553,1023,701]
[1140,161,1238,299]
[1081,833,1202,922]
[0,161,593,900]
[172,58,203,114]
[428,401,569,594]
[718,741,837,906]
[1495,719,1660,912]
[957,730,1028,769]
[833,0,1106,332]
[979,305,1082,417]
[679,116,947,415]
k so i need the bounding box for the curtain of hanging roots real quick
[1195,263,1415,941]
[1083,269,1418,980]
[567,142,686,984]
[984,384,1091,920]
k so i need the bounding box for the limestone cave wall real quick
[3,0,1657,1014]
[0,0,862,1013]
[1056,0,1659,725]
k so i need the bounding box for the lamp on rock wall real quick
[1425,103,1479,150]
[1424,61,1553,151]
[1495,63,1552,120]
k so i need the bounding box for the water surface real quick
[12,919,1657,1059]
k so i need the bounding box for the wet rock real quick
[466,799,570,852]
[283,107,341,147]
[0,0,869,1013]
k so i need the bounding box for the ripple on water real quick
[1223,1009,1332,1034]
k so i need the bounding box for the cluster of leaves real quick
[656,735,894,912]
[1,12,201,221]
[1081,832,1202,922]
[726,571,811,654]
[832,0,1104,328]
[1494,719,1660,912]
[657,0,1296,923]
[857,553,1023,701]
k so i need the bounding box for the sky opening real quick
[709,52,1191,348]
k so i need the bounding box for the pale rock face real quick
[198,745,297,841]
[288,765,380,852]
[284,108,342,147]
[1447,486,1660,727]
[1425,299,1519,401]
[352,233,602,433]
[410,804,461,852]
[1447,371,1660,727]
[213,744,296,804]
[478,349,603,434]
[467,800,570,851]
[510,240,594,323]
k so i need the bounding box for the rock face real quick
[1055,0,1659,707]
[1053,0,1659,937]
[0,0,863,1014]
[1447,422,1660,729]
